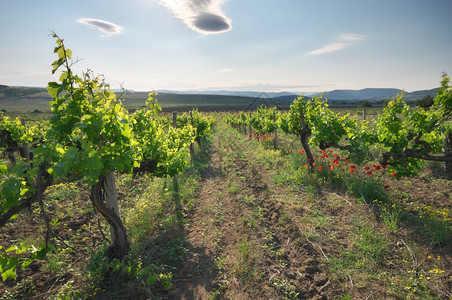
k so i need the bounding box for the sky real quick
[1,0,452,94]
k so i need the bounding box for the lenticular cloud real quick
[77,18,123,35]
[159,0,232,34]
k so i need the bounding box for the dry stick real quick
[42,273,67,299]
[328,192,352,205]
[283,237,290,249]
[306,238,329,262]
[268,270,281,282]
[348,274,354,288]
[318,245,329,262]
[318,278,330,292]
[399,236,417,266]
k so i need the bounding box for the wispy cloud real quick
[159,0,232,35]
[310,33,365,55]
[217,68,232,73]
[77,18,123,35]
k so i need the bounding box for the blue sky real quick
[1,0,451,93]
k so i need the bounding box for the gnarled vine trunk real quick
[90,172,128,259]
[299,113,314,170]
[445,132,452,175]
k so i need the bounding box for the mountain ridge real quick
[0,84,439,101]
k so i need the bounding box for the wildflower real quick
[367,171,373,175]
[350,169,355,173]
[330,165,334,171]
[384,185,390,189]
[392,173,396,177]
[365,166,371,171]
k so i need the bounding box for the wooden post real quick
[189,111,195,156]
[20,120,30,164]
[249,112,252,137]
[273,110,278,150]
[363,109,367,120]
[172,112,177,128]
[445,132,452,175]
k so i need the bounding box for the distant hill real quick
[157,90,300,98]
[0,84,441,112]
[311,87,439,101]
[314,88,402,100]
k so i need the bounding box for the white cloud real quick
[159,0,232,35]
[310,33,365,55]
[77,18,123,35]
[217,68,232,73]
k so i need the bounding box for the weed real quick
[242,216,256,229]
[270,277,299,299]
[334,294,352,300]
[162,237,189,264]
[0,276,36,300]
[209,290,221,300]
[353,221,387,262]
[375,200,401,232]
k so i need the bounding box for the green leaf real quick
[0,162,7,174]
[1,178,21,209]
[21,259,32,269]
[1,266,17,281]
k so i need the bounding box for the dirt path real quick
[169,131,339,299]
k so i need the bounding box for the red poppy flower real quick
[392,173,396,177]
[350,169,355,173]
[365,166,371,171]
[384,185,390,189]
